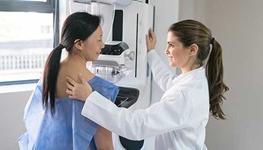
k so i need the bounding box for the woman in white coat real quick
[66,20,229,150]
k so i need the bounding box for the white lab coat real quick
[81,50,209,150]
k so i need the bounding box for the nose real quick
[165,46,169,55]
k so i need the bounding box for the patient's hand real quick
[95,127,114,150]
[66,73,92,101]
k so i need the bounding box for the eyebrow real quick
[167,41,175,44]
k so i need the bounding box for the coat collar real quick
[172,67,205,85]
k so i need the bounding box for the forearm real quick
[147,50,176,91]
[82,91,189,140]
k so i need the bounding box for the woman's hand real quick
[66,73,92,101]
[146,28,157,52]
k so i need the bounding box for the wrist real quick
[83,92,91,101]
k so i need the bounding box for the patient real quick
[18,12,119,150]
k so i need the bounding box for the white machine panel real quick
[68,1,155,149]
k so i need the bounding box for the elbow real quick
[97,147,113,150]
[128,136,145,141]
[96,142,114,150]
[120,128,145,141]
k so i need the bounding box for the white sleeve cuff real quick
[147,50,159,66]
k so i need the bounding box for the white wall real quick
[179,0,263,149]
[0,91,31,150]
[206,0,263,149]
[178,0,208,23]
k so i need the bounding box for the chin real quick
[95,56,99,60]
[90,58,97,61]
[170,64,178,68]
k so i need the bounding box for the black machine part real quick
[100,42,129,55]
[114,87,144,150]
[115,86,139,108]
[119,136,144,150]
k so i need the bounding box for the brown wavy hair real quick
[169,20,229,119]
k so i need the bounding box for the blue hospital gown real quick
[18,76,119,150]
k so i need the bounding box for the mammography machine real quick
[64,0,155,149]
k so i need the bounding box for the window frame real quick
[0,0,59,86]
[0,0,54,13]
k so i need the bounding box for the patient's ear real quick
[73,39,84,51]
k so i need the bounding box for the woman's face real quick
[165,31,193,69]
[82,25,104,61]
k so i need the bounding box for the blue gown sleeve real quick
[88,76,119,103]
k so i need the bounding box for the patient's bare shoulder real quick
[56,62,95,97]
[82,69,95,82]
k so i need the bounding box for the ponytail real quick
[41,12,101,114]
[42,44,64,114]
[206,39,229,119]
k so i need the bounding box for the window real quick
[0,0,58,85]
[0,0,47,1]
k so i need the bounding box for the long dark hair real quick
[169,20,229,119]
[42,12,101,114]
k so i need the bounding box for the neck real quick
[180,56,201,74]
[181,63,201,74]
[65,53,87,68]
